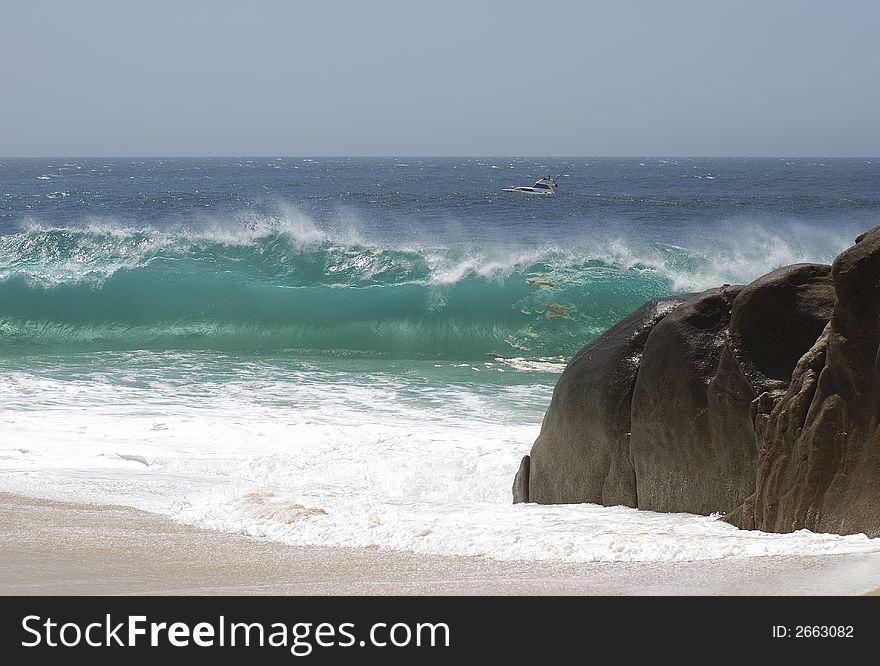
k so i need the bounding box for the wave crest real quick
[0,223,844,359]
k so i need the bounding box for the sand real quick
[1,492,879,596]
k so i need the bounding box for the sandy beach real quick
[1,492,879,596]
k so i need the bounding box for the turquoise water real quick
[0,227,689,357]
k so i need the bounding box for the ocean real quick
[2,156,879,562]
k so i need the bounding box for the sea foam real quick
[2,352,878,563]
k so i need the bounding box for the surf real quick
[0,225,838,359]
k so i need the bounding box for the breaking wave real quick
[0,222,844,359]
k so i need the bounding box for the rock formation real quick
[729,225,880,535]
[515,226,879,537]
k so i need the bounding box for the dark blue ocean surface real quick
[0,157,877,358]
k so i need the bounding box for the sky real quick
[1,0,877,157]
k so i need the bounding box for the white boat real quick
[502,175,558,195]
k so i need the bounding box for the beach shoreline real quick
[1,492,879,596]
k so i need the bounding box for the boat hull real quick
[502,187,554,195]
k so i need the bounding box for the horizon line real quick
[2,155,878,160]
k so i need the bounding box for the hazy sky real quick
[1,0,877,156]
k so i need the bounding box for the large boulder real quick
[517,242,852,529]
[727,225,880,536]
[519,296,690,506]
[628,285,742,514]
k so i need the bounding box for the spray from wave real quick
[0,210,854,359]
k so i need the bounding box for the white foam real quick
[10,200,855,298]
[576,225,851,293]
[423,246,554,287]
[498,357,568,373]
[2,353,878,563]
